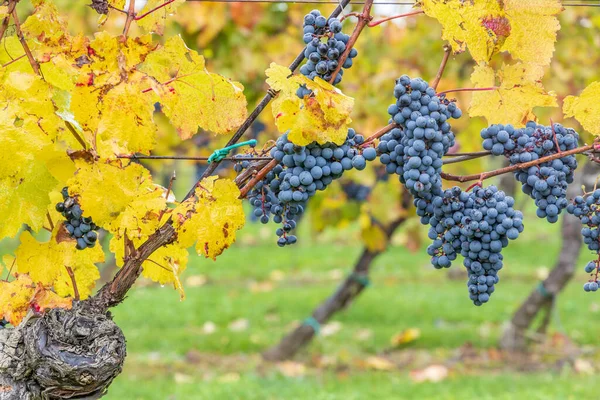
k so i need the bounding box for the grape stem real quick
[441,143,594,183]
[122,0,137,37]
[1,53,26,68]
[65,266,80,301]
[0,0,17,43]
[367,10,424,27]
[442,152,490,165]
[328,0,374,85]
[135,0,176,20]
[12,6,40,74]
[359,123,396,148]
[239,159,279,198]
[158,171,177,223]
[431,44,451,91]
[437,87,498,96]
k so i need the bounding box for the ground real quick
[100,208,600,400]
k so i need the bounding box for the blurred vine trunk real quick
[263,191,412,361]
[499,161,599,351]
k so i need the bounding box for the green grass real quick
[95,209,600,399]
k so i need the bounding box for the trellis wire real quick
[186,0,600,6]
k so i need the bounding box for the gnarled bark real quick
[500,161,600,350]
[0,303,126,399]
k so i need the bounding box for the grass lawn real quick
[98,208,600,399]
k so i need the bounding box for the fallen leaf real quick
[277,361,306,377]
[186,275,207,287]
[390,328,421,347]
[321,321,342,337]
[202,321,217,335]
[409,364,449,383]
[228,318,249,332]
[359,356,396,371]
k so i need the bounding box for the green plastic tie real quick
[351,273,371,287]
[303,317,320,334]
[537,282,552,298]
[207,140,257,163]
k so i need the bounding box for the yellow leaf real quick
[265,63,292,92]
[174,177,245,260]
[468,62,557,127]
[135,0,186,35]
[31,286,73,313]
[0,274,36,326]
[421,0,503,64]
[14,230,104,299]
[0,71,64,139]
[110,237,187,299]
[359,213,388,252]
[96,80,158,157]
[360,356,396,371]
[500,0,562,67]
[139,35,248,139]
[421,0,562,67]
[390,328,421,347]
[0,121,73,239]
[267,63,354,146]
[88,32,155,86]
[68,161,159,229]
[563,81,600,136]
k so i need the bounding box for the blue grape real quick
[567,191,600,292]
[481,122,579,222]
[426,185,523,305]
[55,187,100,250]
[298,11,356,91]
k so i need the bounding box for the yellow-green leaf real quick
[68,161,160,230]
[174,177,245,260]
[14,230,104,299]
[135,0,186,35]
[468,63,557,127]
[140,35,248,139]
[266,63,354,145]
[563,81,600,136]
[421,0,562,67]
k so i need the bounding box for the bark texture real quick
[499,161,600,350]
[0,303,126,399]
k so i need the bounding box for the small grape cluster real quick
[297,9,358,97]
[341,181,372,201]
[55,187,99,250]
[236,129,369,246]
[567,190,600,292]
[378,75,461,223]
[481,122,579,222]
[427,185,524,305]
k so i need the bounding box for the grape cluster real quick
[378,75,461,223]
[297,10,358,97]
[55,187,99,250]
[567,190,600,292]
[341,181,372,201]
[237,129,368,246]
[481,122,579,222]
[427,185,524,305]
